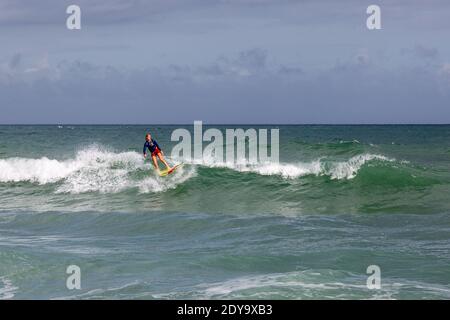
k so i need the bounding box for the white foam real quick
[137,166,197,193]
[0,147,394,195]
[0,145,193,194]
[0,277,18,300]
[238,161,323,178]
[53,281,142,300]
[326,154,392,180]
[196,271,390,299]
[0,157,82,184]
[56,146,143,193]
[180,153,393,180]
[197,270,450,300]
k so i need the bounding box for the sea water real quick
[0,125,449,299]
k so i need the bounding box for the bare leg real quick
[157,153,171,170]
[151,155,160,171]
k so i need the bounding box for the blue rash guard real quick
[143,139,162,156]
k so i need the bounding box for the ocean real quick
[0,124,449,299]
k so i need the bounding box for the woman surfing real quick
[143,133,172,174]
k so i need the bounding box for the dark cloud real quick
[278,66,303,75]
[1,49,449,124]
[8,53,21,69]
[237,49,268,70]
[189,49,285,78]
[332,51,372,74]
[1,1,449,123]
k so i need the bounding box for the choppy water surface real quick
[0,125,449,299]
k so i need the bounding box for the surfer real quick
[143,133,172,172]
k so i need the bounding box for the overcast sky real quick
[0,0,449,124]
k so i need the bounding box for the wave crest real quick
[0,146,194,194]
[0,146,395,195]
[183,153,393,180]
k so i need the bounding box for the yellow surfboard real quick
[158,163,183,177]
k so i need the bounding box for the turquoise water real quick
[0,125,450,299]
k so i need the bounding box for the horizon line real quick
[1,123,450,126]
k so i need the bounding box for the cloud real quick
[401,45,439,60]
[437,63,450,91]
[8,53,21,69]
[355,51,371,66]
[439,63,450,76]
[186,49,298,79]
[278,65,303,75]
[1,48,449,124]
[1,1,450,123]
[332,50,373,74]
[0,49,275,83]
[236,48,268,70]
[211,49,269,77]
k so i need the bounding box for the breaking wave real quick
[0,145,196,194]
[0,145,400,194]
[183,153,394,179]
